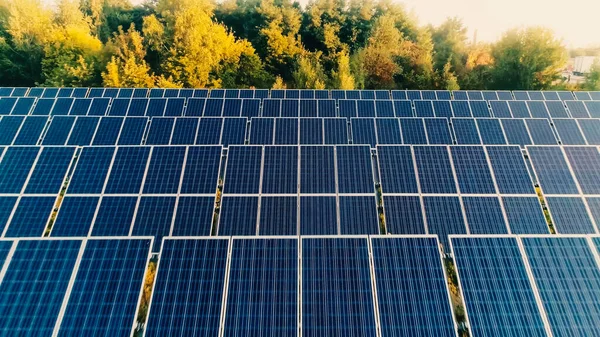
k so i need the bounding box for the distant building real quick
[573,56,599,75]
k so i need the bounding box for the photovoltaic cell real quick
[25,147,75,194]
[502,197,549,234]
[336,145,374,193]
[526,101,548,118]
[92,117,123,145]
[13,116,47,145]
[451,237,548,337]
[462,196,508,234]
[584,101,600,117]
[414,146,456,194]
[452,118,481,144]
[546,197,596,234]
[262,99,281,117]
[241,99,260,118]
[51,196,99,237]
[104,146,150,194]
[11,97,35,115]
[186,98,205,116]
[180,146,221,194]
[221,117,247,147]
[143,146,185,194]
[382,196,425,234]
[0,116,23,145]
[300,196,337,235]
[375,118,401,144]
[490,100,512,118]
[414,100,434,117]
[451,101,471,117]
[145,117,174,145]
[250,118,274,145]
[375,100,394,117]
[87,98,109,116]
[433,100,453,118]
[393,100,413,117]
[339,195,379,234]
[323,118,348,144]
[563,146,600,194]
[262,146,298,194]
[170,118,198,145]
[577,119,600,144]
[377,145,418,193]
[351,118,377,147]
[91,196,137,236]
[424,118,452,144]
[565,101,590,118]
[399,118,427,144]
[0,146,39,193]
[145,238,228,337]
[146,98,167,117]
[527,146,579,194]
[258,196,298,235]
[422,196,466,248]
[552,119,586,145]
[300,100,318,117]
[67,117,99,146]
[300,118,323,144]
[281,99,299,117]
[42,116,75,145]
[300,146,335,194]
[109,99,130,116]
[224,146,262,194]
[218,196,258,235]
[0,197,17,234]
[274,118,298,144]
[469,101,490,117]
[545,101,569,118]
[4,196,55,237]
[486,146,535,194]
[371,237,456,337]
[450,146,496,194]
[357,100,375,117]
[172,196,214,236]
[131,196,176,252]
[68,147,114,194]
[117,117,147,145]
[501,119,532,147]
[524,119,557,145]
[339,100,357,118]
[507,101,530,118]
[196,118,222,145]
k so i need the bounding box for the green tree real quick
[430,17,467,73]
[331,50,354,89]
[582,59,600,90]
[292,52,327,88]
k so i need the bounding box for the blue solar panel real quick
[281,99,299,117]
[109,98,130,116]
[224,146,262,194]
[451,237,548,337]
[527,146,578,194]
[526,101,548,118]
[452,118,481,144]
[377,146,418,193]
[399,118,427,144]
[0,197,17,234]
[262,99,281,117]
[185,98,205,116]
[90,196,137,236]
[423,196,466,248]
[131,196,175,252]
[323,118,348,144]
[117,117,147,145]
[545,101,569,118]
[225,89,239,98]
[450,146,496,194]
[87,88,104,98]
[162,98,184,117]
[67,147,114,194]
[145,238,228,337]
[0,240,12,265]
[87,97,109,116]
[591,91,600,100]
[300,145,335,193]
[221,117,247,146]
[371,237,456,337]
[258,196,297,235]
[469,101,490,117]
[506,101,528,118]
[541,91,560,100]
[0,98,16,114]
[375,118,401,144]
[302,237,376,336]
[0,239,81,335]
[317,100,336,117]
[286,90,300,99]
[482,91,499,101]
[196,118,222,145]
[300,99,317,117]
[300,118,323,144]
[67,117,99,146]
[143,146,185,194]
[552,119,586,145]
[546,197,596,234]
[521,237,600,337]
[565,100,589,118]
[490,100,512,118]
[502,197,549,234]
[241,99,260,118]
[339,99,357,118]
[357,100,375,117]
[423,118,452,144]
[0,146,39,193]
[172,196,214,236]
[382,196,425,234]
[513,91,530,100]
[339,196,378,234]
[391,90,407,100]
[146,98,167,117]
[501,119,532,147]
[564,146,600,194]
[92,117,123,145]
[577,119,600,144]
[116,88,133,98]
[375,100,394,117]
[104,146,150,194]
[262,146,298,194]
[51,196,99,237]
[42,116,75,145]
[103,88,119,98]
[525,119,557,145]
[218,196,258,235]
[5,196,55,237]
[393,100,413,117]
[462,196,508,234]
[250,118,274,145]
[497,91,514,100]
[149,88,164,98]
[274,118,298,144]
[27,87,45,97]
[584,101,600,117]
[11,97,35,115]
[315,90,329,99]
[300,196,337,235]
[467,91,484,100]
[436,90,452,100]
[414,146,456,194]
[25,147,74,194]
[361,90,375,99]
[433,100,453,118]
[451,101,471,117]
[302,89,316,98]
[587,198,600,226]
[486,146,534,194]
[68,98,91,115]
[407,90,422,100]
[336,145,374,193]
[557,91,574,101]
[170,118,198,145]
[224,238,297,335]
[13,116,47,145]
[346,90,360,99]
[50,98,74,115]
[352,118,376,147]
[180,146,221,194]
[574,91,593,100]
[146,117,174,145]
[414,100,434,117]
[0,116,23,145]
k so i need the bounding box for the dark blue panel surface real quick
[565,100,589,118]
[50,98,74,115]
[564,146,600,194]
[68,147,114,194]
[132,196,176,252]
[414,146,456,194]
[452,118,481,144]
[274,118,298,144]
[423,196,466,248]
[31,98,54,115]
[91,196,137,236]
[336,145,374,193]
[92,117,123,145]
[108,98,130,116]
[262,99,281,117]
[172,196,214,236]
[486,146,535,194]
[375,100,394,117]
[87,97,110,116]
[377,145,418,194]
[317,100,336,117]
[501,119,532,147]
[339,195,379,234]
[25,147,74,194]
[351,118,376,147]
[528,146,578,194]
[221,117,246,147]
[104,147,150,194]
[241,99,260,118]
[490,100,512,118]
[339,100,357,119]
[0,116,23,145]
[146,117,174,145]
[545,101,569,118]
[0,197,17,234]
[0,146,39,193]
[42,116,75,145]
[258,196,297,235]
[146,98,167,117]
[525,119,557,145]
[502,197,549,234]
[262,146,298,194]
[5,196,54,237]
[224,146,262,194]
[433,100,453,118]
[117,117,147,145]
[357,100,375,117]
[11,97,35,115]
[462,196,508,234]
[300,99,317,117]
[67,117,99,146]
[451,101,471,117]
[300,196,337,235]
[196,118,222,145]
[281,99,299,117]
[578,119,600,145]
[399,118,427,144]
[300,145,335,193]
[164,98,184,116]
[552,119,586,145]
[170,118,198,145]
[450,146,496,194]
[13,116,47,145]
[424,118,452,144]
[323,118,348,144]
[475,119,506,145]
[250,118,274,145]
[186,98,205,116]
[300,118,323,144]
[143,146,185,194]
[127,99,149,116]
[218,196,258,235]
[393,100,413,117]
[469,101,490,117]
[383,196,425,234]
[414,100,434,117]
[375,118,401,144]
[546,197,596,234]
[526,101,548,118]
[180,146,221,194]
[51,196,99,237]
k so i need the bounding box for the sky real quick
[399,0,599,48]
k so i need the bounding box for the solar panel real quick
[27,87,45,97]
[103,88,119,98]
[221,117,247,146]
[375,90,390,99]
[433,100,453,118]
[336,145,374,193]
[11,97,35,115]
[462,196,508,234]
[0,146,39,193]
[67,147,114,194]
[258,196,298,235]
[0,197,17,233]
[507,101,530,118]
[399,118,427,144]
[281,99,299,117]
[249,117,274,145]
[424,118,452,144]
[486,146,535,194]
[521,237,600,337]
[422,90,436,100]
[574,91,592,100]
[526,101,548,118]
[452,118,481,144]
[0,87,13,96]
[87,88,104,98]
[225,89,239,98]
[393,100,413,117]
[474,119,506,145]
[563,146,600,194]
[513,91,530,100]
[87,97,109,116]
[68,98,92,115]
[186,98,205,116]
[0,97,16,114]
[391,90,407,100]
[414,146,456,194]
[50,196,98,237]
[357,100,376,117]
[591,91,600,100]
[13,116,47,145]
[116,88,133,98]
[117,117,147,145]
[317,100,336,117]
[482,91,499,101]
[496,91,513,100]
[371,237,457,337]
[0,239,12,264]
[0,239,81,335]
[315,90,329,99]
[339,99,357,118]
[170,118,197,145]
[300,145,335,193]
[104,146,150,194]
[90,196,137,236]
[300,196,337,235]
[375,118,401,144]
[218,196,258,235]
[300,118,323,144]
[375,100,394,117]
[4,196,55,237]
[263,99,281,117]
[109,98,130,116]
[67,117,99,146]
[451,237,548,337]
[146,98,167,116]
[450,146,496,194]
[241,99,260,118]
[131,196,176,251]
[527,146,579,194]
[452,91,468,100]
[142,146,185,194]
[164,98,184,116]
[414,100,434,117]
[584,101,600,117]
[145,238,228,337]
[377,146,418,194]
[146,117,174,145]
[300,99,317,117]
[50,98,74,115]
[545,101,569,118]
[0,116,23,145]
[451,101,471,117]
[339,195,378,234]
[172,196,214,236]
[11,88,28,97]
[196,118,222,145]
[92,117,123,145]
[25,147,74,194]
[564,100,590,118]
[274,118,298,144]
[301,89,315,98]
[502,196,549,234]
[261,146,298,194]
[42,116,75,145]
[585,198,600,228]
[552,119,586,145]
[321,118,348,144]
[286,90,300,99]
[422,196,466,248]
[468,101,490,117]
[351,118,377,147]
[223,146,262,194]
[526,91,544,100]
[382,196,425,234]
[577,119,600,144]
[501,119,532,147]
[346,90,360,99]
[546,197,596,234]
[302,237,377,336]
[524,119,557,145]
[467,91,484,100]
[490,100,512,118]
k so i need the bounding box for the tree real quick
[490,27,567,90]
[292,52,327,88]
[582,59,600,91]
[430,17,467,73]
[331,50,354,89]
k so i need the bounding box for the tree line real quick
[0,0,597,91]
